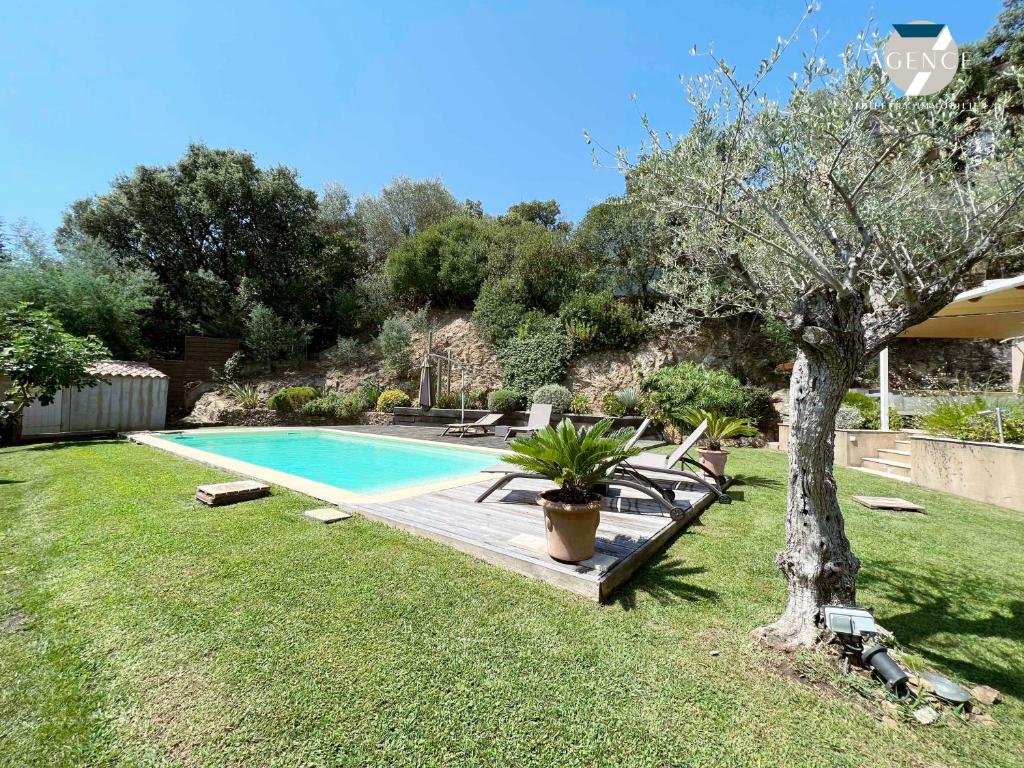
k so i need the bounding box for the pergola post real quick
[879,347,890,432]
[1013,338,1023,393]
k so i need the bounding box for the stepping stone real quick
[851,496,924,513]
[195,480,270,506]
[303,507,352,524]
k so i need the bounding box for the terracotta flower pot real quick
[536,489,602,563]
[698,448,729,478]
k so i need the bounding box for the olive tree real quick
[629,22,1024,647]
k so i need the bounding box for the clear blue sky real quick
[0,1,1002,236]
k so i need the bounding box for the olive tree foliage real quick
[0,223,158,358]
[354,176,463,263]
[628,17,1024,647]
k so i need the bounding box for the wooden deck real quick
[336,425,720,602]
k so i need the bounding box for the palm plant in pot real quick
[505,418,644,563]
[676,407,758,478]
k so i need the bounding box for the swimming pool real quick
[141,428,502,502]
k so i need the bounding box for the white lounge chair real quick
[503,403,553,442]
[441,413,504,438]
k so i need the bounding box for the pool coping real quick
[126,426,508,506]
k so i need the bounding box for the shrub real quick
[266,386,319,413]
[568,394,590,414]
[498,332,574,396]
[354,382,381,411]
[613,387,641,416]
[558,290,644,350]
[222,350,245,382]
[385,216,492,306]
[601,392,626,417]
[842,391,901,430]
[741,384,778,431]
[644,362,749,426]
[515,310,561,339]
[472,275,530,345]
[323,336,361,367]
[351,271,396,333]
[835,404,866,430]
[226,382,261,410]
[921,396,1024,444]
[531,384,572,413]
[300,392,366,422]
[466,387,489,408]
[244,303,313,368]
[488,389,523,413]
[376,389,411,412]
[376,314,414,378]
[436,391,462,409]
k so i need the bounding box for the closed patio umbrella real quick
[418,355,434,409]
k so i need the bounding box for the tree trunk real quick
[754,346,861,649]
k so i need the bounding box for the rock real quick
[971,712,996,726]
[881,700,900,716]
[709,650,720,657]
[972,685,1001,706]
[913,706,940,725]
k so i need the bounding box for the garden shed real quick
[19,361,168,438]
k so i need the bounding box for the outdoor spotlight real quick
[822,605,878,639]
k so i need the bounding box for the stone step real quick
[852,466,913,483]
[862,457,912,478]
[894,439,912,446]
[877,448,911,459]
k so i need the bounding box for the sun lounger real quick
[503,403,553,442]
[476,418,730,517]
[441,412,504,438]
[614,419,731,504]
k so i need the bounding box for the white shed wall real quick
[20,376,167,437]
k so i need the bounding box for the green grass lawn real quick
[2,440,1023,767]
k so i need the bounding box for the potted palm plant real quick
[505,418,644,563]
[677,407,758,477]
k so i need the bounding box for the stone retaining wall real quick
[911,436,1024,512]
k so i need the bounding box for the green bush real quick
[558,290,644,350]
[473,275,530,345]
[921,396,1024,444]
[436,391,462,409]
[644,363,749,425]
[842,391,901,430]
[376,389,411,413]
[835,404,866,430]
[356,382,382,411]
[386,216,492,306]
[516,310,561,339]
[568,394,590,414]
[601,392,626,417]
[266,386,319,413]
[300,392,365,422]
[466,387,489,408]
[531,384,572,413]
[487,389,523,413]
[376,314,414,378]
[498,332,574,396]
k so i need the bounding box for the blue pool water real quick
[158,429,499,494]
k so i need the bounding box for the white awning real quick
[901,275,1024,340]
